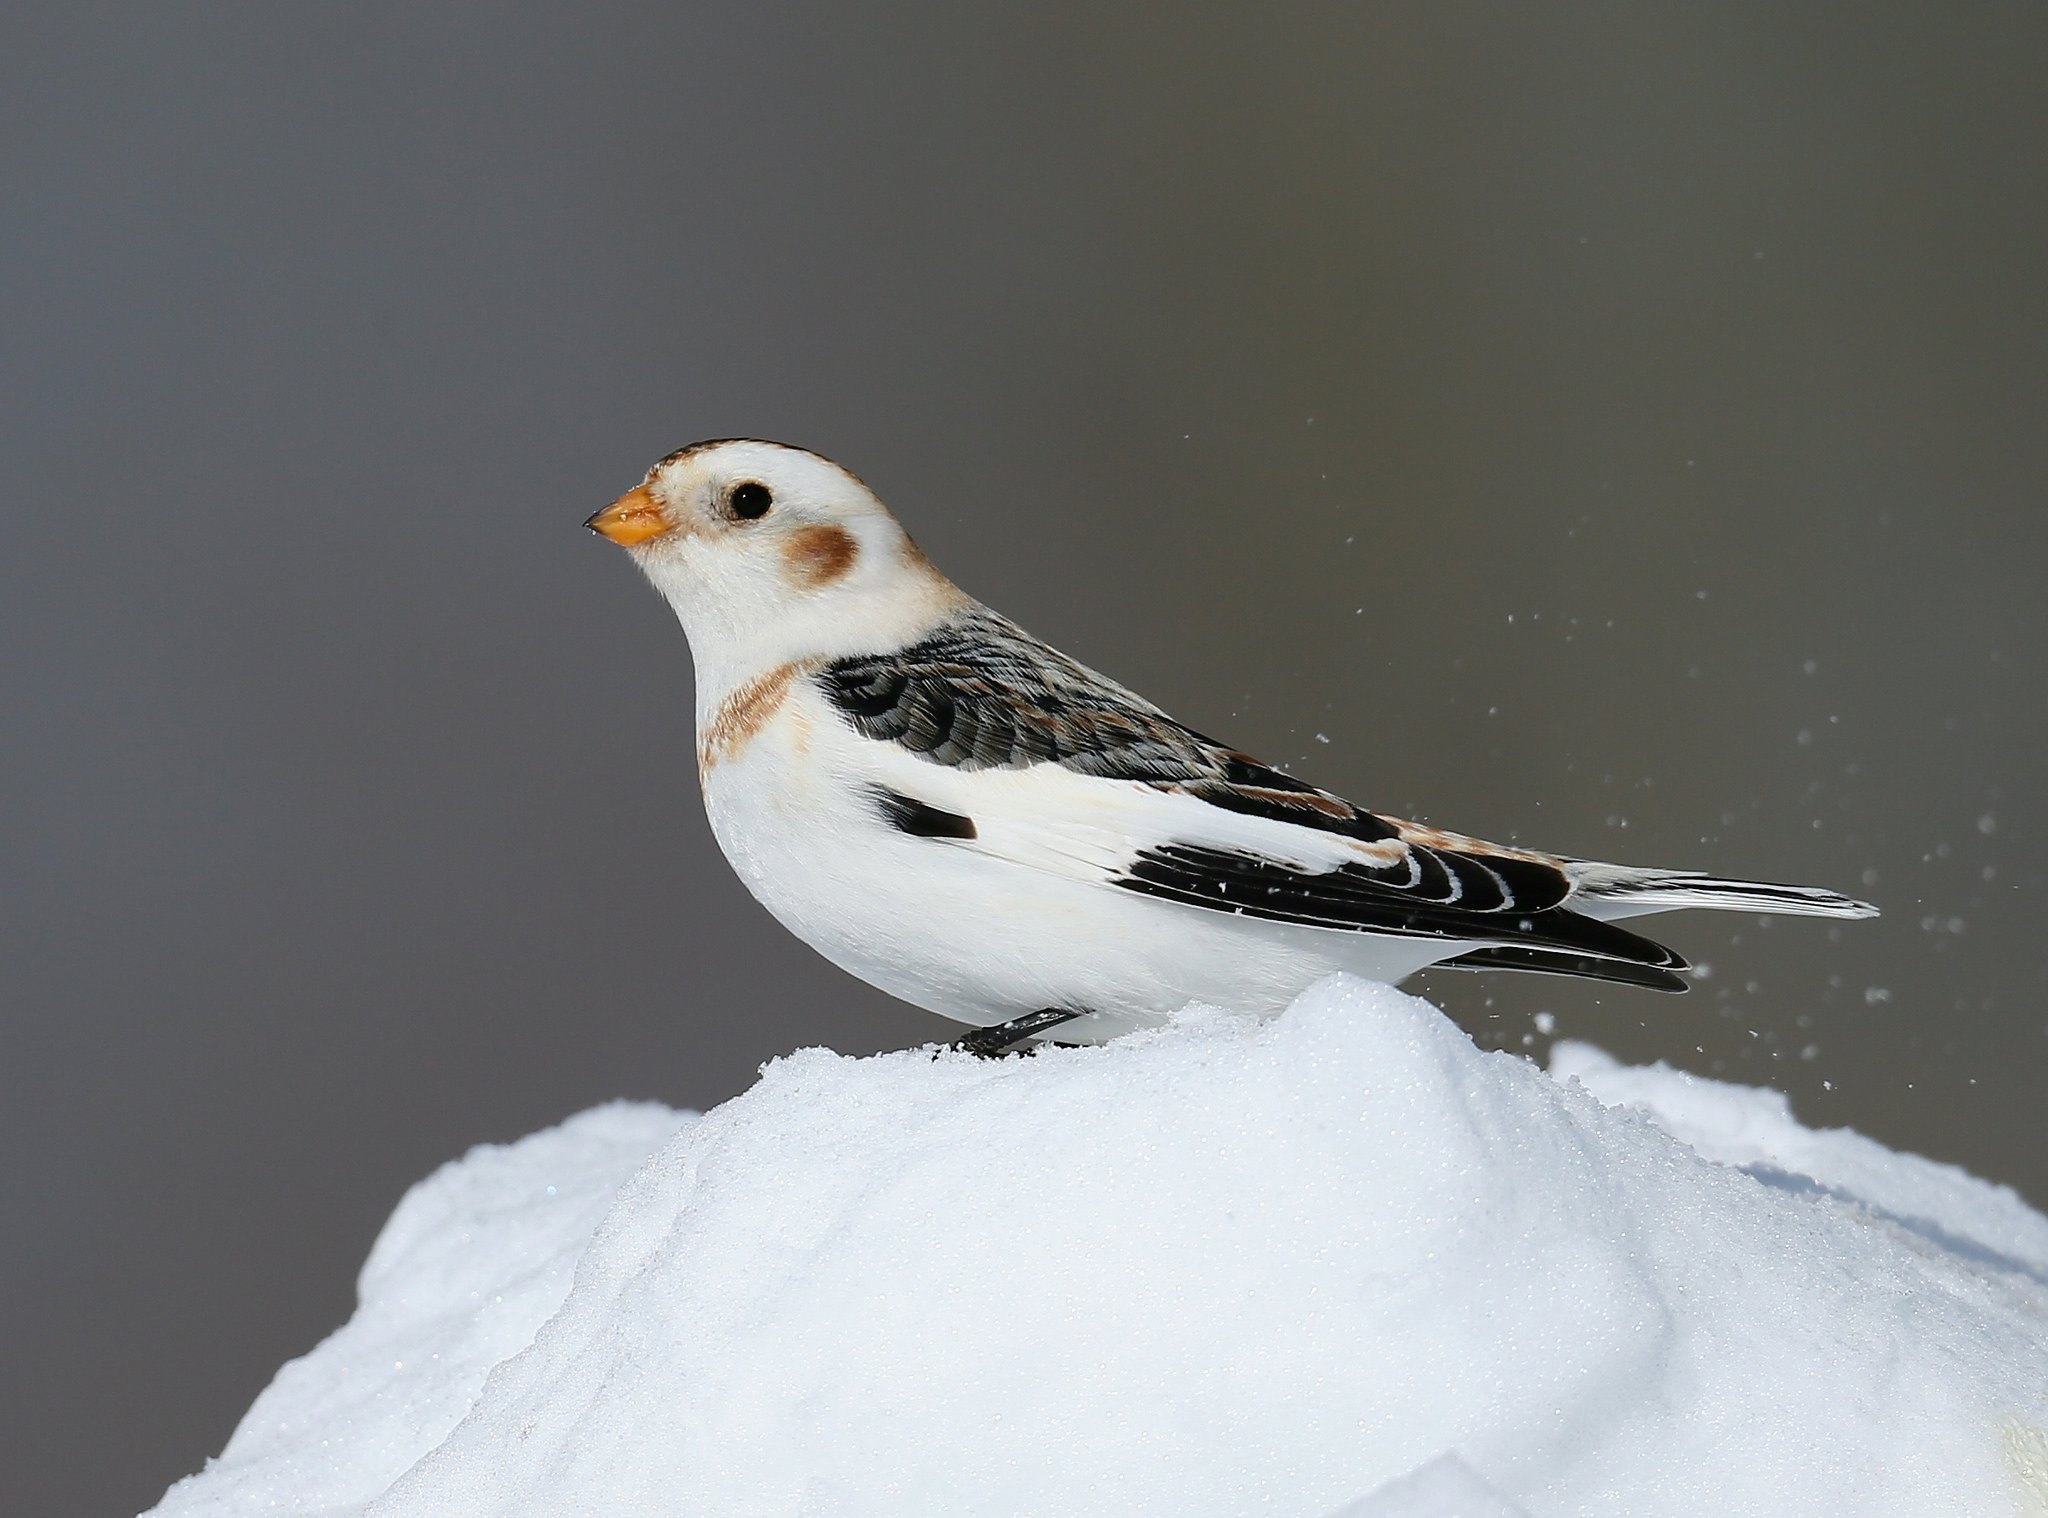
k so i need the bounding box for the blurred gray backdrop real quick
[5,4,2045,1512]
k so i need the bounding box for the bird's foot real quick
[946,1009,1085,1059]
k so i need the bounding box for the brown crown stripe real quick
[649,438,872,492]
[781,524,860,589]
[700,662,810,771]
[655,437,803,469]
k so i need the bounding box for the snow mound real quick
[149,978,2048,1518]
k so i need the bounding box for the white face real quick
[588,439,961,683]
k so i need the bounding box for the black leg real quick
[948,1008,1085,1058]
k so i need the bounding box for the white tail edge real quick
[1566,861,1879,922]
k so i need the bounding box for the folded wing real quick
[821,604,1866,992]
[824,612,1688,979]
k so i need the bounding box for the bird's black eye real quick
[728,482,773,520]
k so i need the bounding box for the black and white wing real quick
[818,607,1705,989]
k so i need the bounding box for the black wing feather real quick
[819,606,1590,928]
[824,610,1295,777]
[1116,843,1685,971]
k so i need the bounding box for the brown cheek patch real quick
[781,525,860,589]
[700,663,806,772]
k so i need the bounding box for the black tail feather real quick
[1436,945,1691,993]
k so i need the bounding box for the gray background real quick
[5,5,2044,1512]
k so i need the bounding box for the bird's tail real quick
[1564,861,1878,922]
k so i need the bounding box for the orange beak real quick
[585,486,671,546]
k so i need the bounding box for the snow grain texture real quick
[1330,1453,1531,1517]
[1552,1039,2048,1285]
[148,980,2048,1518]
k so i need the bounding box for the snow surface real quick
[149,977,2048,1518]
[1331,1453,1530,1517]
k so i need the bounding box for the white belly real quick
[699,690,1448,1043]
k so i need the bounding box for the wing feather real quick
[820,605,1584,924]
[853,726,1680,972]
[817,607,1881,977]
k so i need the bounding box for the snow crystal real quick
[148,978,2048,1518]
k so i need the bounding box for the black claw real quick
[947,1008,1085,1059]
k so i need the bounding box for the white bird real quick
[587,439,1876,1055]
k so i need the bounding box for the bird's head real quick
[587,439,962,680]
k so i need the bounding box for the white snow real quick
[149,977,2048,1518]
[1331,1453,1531,1517]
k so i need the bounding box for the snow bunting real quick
[588,439,1877,1055]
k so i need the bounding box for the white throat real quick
[636,538,969,710]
